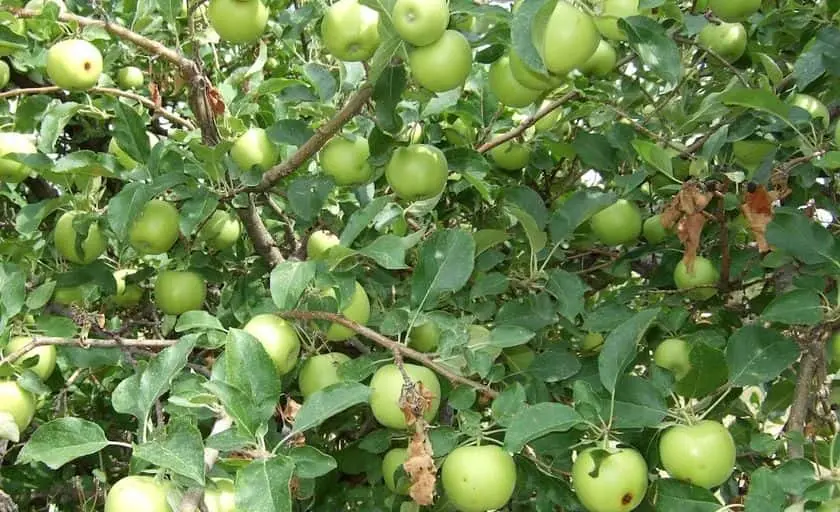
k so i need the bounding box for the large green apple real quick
[594,0,639,41]
[407,321,440,353]
[129,199,181,255]
[0,61,8,89]
[230,127,279,172]
[392,0,449,47]
[382,447,410,494]
[489,140,530,171]
[4,336,56,381]
[673,256,720,300]
[408,30,473,92]
[319,135,372,186]
[321,0,381,62]
[104,476,169,512]
[116,66,144,89]
[199,210,241,251]
[324,281,371,341]
[509,51,559,91]
[708,0,760,21]
[659,420,736,488]
[154,270,207,315]
[369,363,441,429]
[208,0,268,43]
[54,211,107,264]
[572,446,648,512]
[578,40,617,76]
[307,230,340,260]
[0,380,35,433]
[653,338,691,380]
[0,132,37,183]
[298,352,351,398]
[441,445,517,512]
[489,55,542,108]
[790,93,830,129]
[46,39,103,91]
[698,22,747,64]
[539,1,600,75]
[204,478,235,512]
[243,314,301,375]
[108,132,159,169]
[385,144,449,201]
[112,269,144,309]
[589,199,642,246]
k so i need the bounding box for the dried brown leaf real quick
[207,86,226,116]
[661,182,714,269]
[148,82,162,109]
[741,185,776,253]
[399,381,436,427]
[677,212,707,272]
[404,423,436,506]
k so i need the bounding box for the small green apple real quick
[790,93,830,129]
[489,140,530,171]
[653,338,691,380]
[489,56,542,108]
[208,0,268,43]
[369,363,441,429]
[53,285,86,306]
[199,210,241,251]
[408,321,440,353]
[307,230,340,260]
[129,199,181,255]
[589,199,642,246]
[385,144,449,201]
[4,336,57,381]
[580,332,604,354]
[0,380,36,434]
[594,0,640,41]
[509,50,560,91]
[0,61,9,89]
[0,132,36,183]
[382,447,410,494]
[104,476,170,512]
[243,314,301,375]
[578,40,617,76]
[643,214,669,244]
[408,30,473,92]
[46,39,103,91]
[203,478,236,512]
[230,127,279,172]
[298,352,351,398]
[441,445,517,512]
[673,256,720,300]
[116,66,144,89]
[540,1,600,75]
[708,0,760,21]
[54,211,107,264]
[324,282,371,341]
[698,22,747,64]
[154,270,207,315]
[321,0,380,62]
[112,269,144,308]
[319,135,372,186]
[392,0,449,47]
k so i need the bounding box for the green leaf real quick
[744,467,788,512]
[222,329,283,427]
[528,346,581,383]
[632,139,675,176]
[609,376,668,428]
[652,479,721,512]
[470,272,509,299]
[113,102,152,164]
[38,101,83,153]
[598,308,660,393]
[726,325,800,387]
[491,383,527,427]
[621,16,682,85]
[488,325,535,348]
[270,261,317,311]
[179,194,219,236]
[134,419,205,485]
[287,176,333,221]
[373,65,407,134]
[719,87,793,125]
[506,205,548,255]
[761,289,824,326]
[340,196,391,247]
[17,418,108,469]
[204,380,264,439]
[235,456,295,512]
[504,403,583,453]
[410,229,475,308]
[106,182,153,239]
[156,0,179,26]
[267,120,315,147]
[510,0,551,74]
[675,337,729,398]
[473,229,509,256]
[358,232,423,270]
[15,197,68,235]
[571,132,618,172]
[292,382,371,434]
[549,190,617,242]
[766,209,839,265]
[289,446,338,479]
[544,269,588,322]
[303,63,337,102]
[175,311,225,333]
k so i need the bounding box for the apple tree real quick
[1,0,840,510]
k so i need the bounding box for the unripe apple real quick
[589,199,642,246]
[203,478,235,512]
[112,269,144,308]
[698,22,747,64]
[790,93,830,129]
[116,66,144,89]
[643,214,669,244]
[298,352,351,398]
[230,127,279,172]
[0,61,9,89]
[243,314,301,375]
[129,199,181,255]
[408,30,473,92]
[0,380,35,433]
[673,256,720,300]
[578,40,617,77]
[653,338,691,380]
[321,0,380,62]
[594,0,640,41]
[4,336,57,381]
[53,285,86,306]
[199,210,241,251]
[540,2,600,75]
[46,39,103,91]
[580,332,604,354]
[489,56,542,108]
[407,321,440,353]
[319,135,372,186]
[323,282,371,341]
[307,230,340,260]
[104,476,169,512]
[489,140,530,171]
[708,0,760,21]
[369,363,441,429]
[0,132,36,183]
[382,447,410,494]
[154,270,207,315]
[208,0,268,44]
[385,144,449,201]
[508,51,559,91]
[392,0,449,47]
[54,211,107,264]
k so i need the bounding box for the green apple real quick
[580,332,604,355]
[708,0,760,21]
[572,446,648,512]
[208,0,268,43]
[112,269,144,308]
[830,332,840,372]
[659,420,736,488]
[818,499,840,512]
[653,338,691,380]
[578,40,617,76]
[0,380,35,433]
[203,478,235,512]
[790,93,830,129]
[673,256,720,300]
[116,66,144,89]
[489,55,542,108]
[154,270,207,315]
[392,0,449,47]
[199,210,241,251]
[0,13,26,57]
[643,214,668,244]
[298,352,351,399]
[382,447,410,494]
[0,132,36,183]
[321,0,380,62]
[307,230,340,259]
[324,281,371,341]
[385,144,449,201]
[319,135,372,186]
[243,314,301,375]
[104,476,169,512]
[443,118,475,147]
[504,345,535,372]
[535,102,563,132]
[589,199,642,246]
[594,0,640,41]
[108,132,159,169]
[408,30,473,92]
[54,211,107,264]
[441,445,517,512]
[407,321,440,353]
[230,127,279,172]
[23,0,67,13]
[4,336,57,381]
[129,199,181,255]
[369,363,441,429]
[489,140,530,171]
[509,50,559,91]
[0,61,9,89]
[835,122,840,148]
[46,39,103,91]
[53,285,86,306]
[698,22,747,64]
[540,2,600,75]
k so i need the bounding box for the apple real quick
[116,66,144,89]
[369,363,441,429]
[54,211,107,264]
[0,13,26,57]
[698,22,747,64]
[230,127,279,172]
[441,445,517,512]
[154,270,207,315]
[539,2,600,75]
[53,285,86,306]
[392,0,449,47]
[321,0,381,62]
[489,56,542,108]
[835,122,840,148]
[535,102,563,133]
[112,269,144,308]
[407,321,440,353]
[589,199,642,246]
[199,210,241,251]
[319,135,372,186]
[23,0,67,13]
[129,199,181,255]
[443,118,475,147]
[594,0,640,41]
[108,132,159,169]
[580,332,605,354]
[324,281,371,341]
[408,30,473,92]
[4,336,56,381]
[818,499,840,512]
[659,420,736,488]
[509,51,560,91]
[0,61,8,89]
[790,93,830,129]
[828,332,840,372]
[573,446,648,512]
[489,140,530,171]
[504,345,535,372]
[708,0,760,21]
[243,314,301,375]
[298,352,351,398]
[382,447,410,494]
[46,39,103,91]
[643,214,668,244]
[204,478,235,512]
[0,380,36,433]
[307,230,340,260]
[208,0,268,43]
[104,476,169,512]
[385,144,449,201]
[653,338,691,380]
[578,40,617,77]
[0,132,37,183]
[674,256,720,300]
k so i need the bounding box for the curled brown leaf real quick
[404,421,436,506]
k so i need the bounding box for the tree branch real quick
[237,194,284,266]
[786,331,827,458]
[0,337,176,367]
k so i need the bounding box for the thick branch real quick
[237,195,284,266]
[786,337,823,458]
[477,91,580,153]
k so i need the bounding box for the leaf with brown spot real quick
[741,185,777,253]
[399,381,436,427]
[404,422,436,506]
[661,182,714,269]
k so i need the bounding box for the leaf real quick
[179,194,219,236]
[719,87,793,125]
[621,16,682,85]
[303,63,337,102]
[504,403,583,453]
[340,196,391,247]
[491,383,527,427]
[473,229,509,256]
[571,132,618,171]
[510,0,552,74]
[287,176,333,221]
[358,233,423,270]
[761,289,824,326]
[174,311,225,332]
[744,467,788,512]
[410,229,475,308]
[632,139,674,176]
[204,380,264,439]
[17,418,108,469]
[289,446,338,479]
[113,102,152,164]
[373,65,407,134]
[766,208,838,265]
[267,119,315,147]
[741,185,779,253]
[470,272,509,299]
[106,182,153,239]
[235,456,295,512]
[292,382,371,434]
[506,206,547,255]
[652,479,721,512]
[488,325,535,348]
[549,189,617,242]
[598,308,660,393]
[223,329,283,425]
[609,376,668,428]
[134,419,205,485]
[544,269,588,322]
[528,346,581,383]
[38,101,83,153]
[726,325,800,387]
[270,261,317,311]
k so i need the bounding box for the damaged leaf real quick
[404,421,436,506]
[661,182,714,271]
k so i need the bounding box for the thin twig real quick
[476,91,580,153]
[0,337,175,367]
